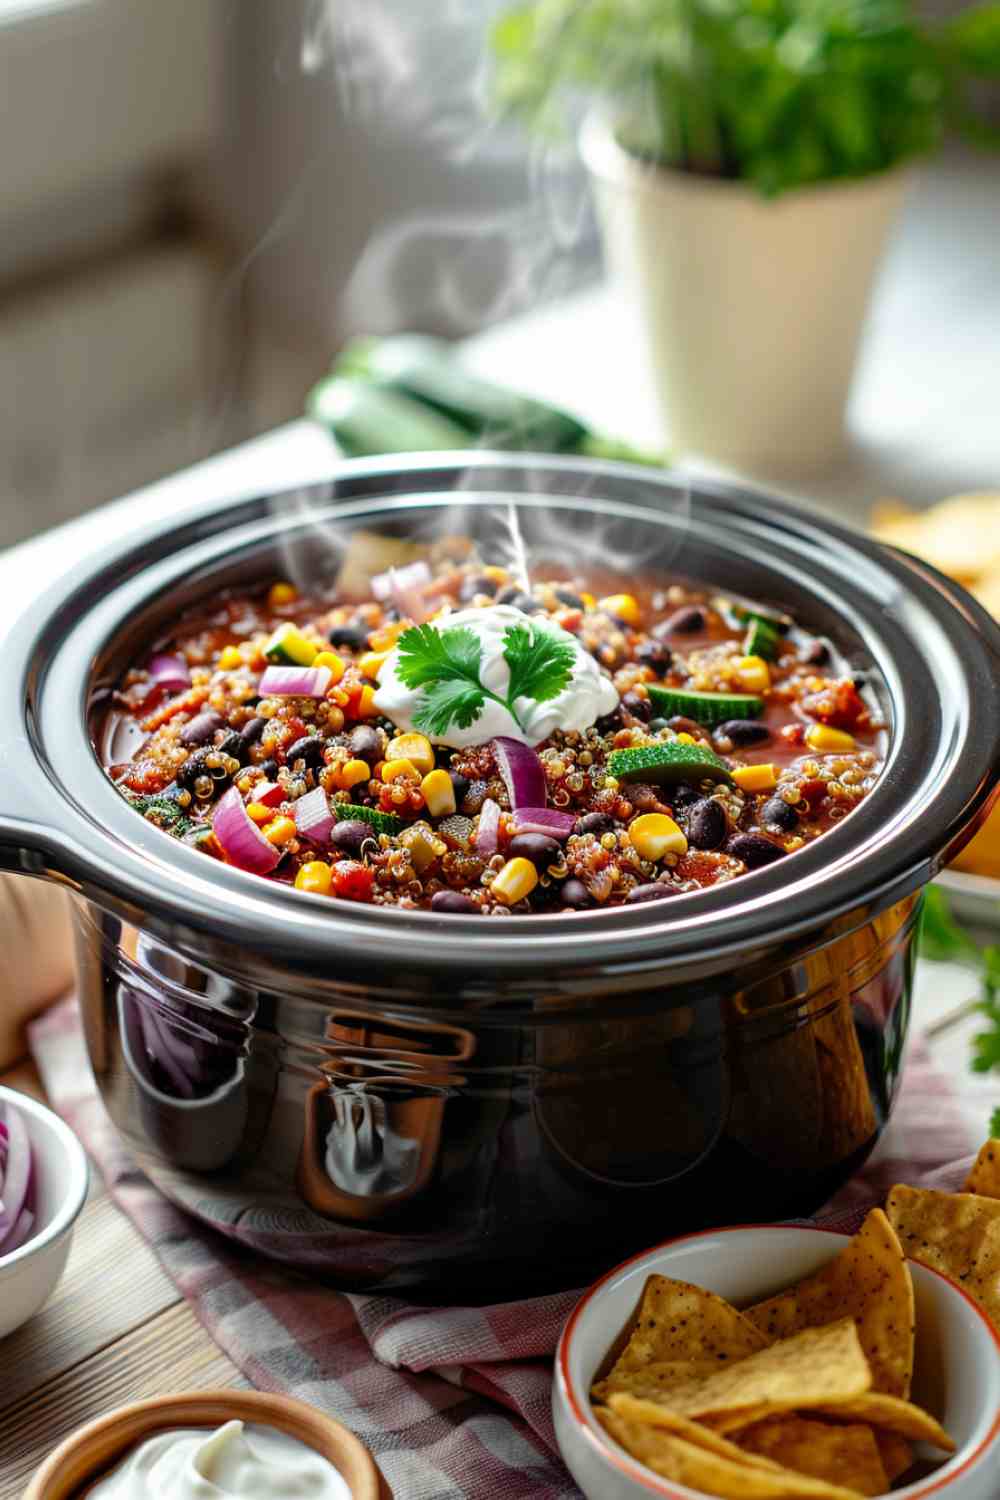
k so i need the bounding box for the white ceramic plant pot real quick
[581,114,911,475]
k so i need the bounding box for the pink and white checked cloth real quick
[28,998,975,1500]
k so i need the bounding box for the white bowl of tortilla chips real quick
[555,1198,1000,1500]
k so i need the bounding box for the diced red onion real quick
[475,797,501,855]
[371,558,430,603]
[293,786,334,846]
[511,807,576,840]
[252,781,284,808]
[493,737,546,810]
[259,665,331,698]
[0,1101,31,1253]
[212,787,281,875]
[147,652,191,692]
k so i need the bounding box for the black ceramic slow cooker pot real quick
[1,455,997,1296]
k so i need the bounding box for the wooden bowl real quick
[24,1389,387,1499]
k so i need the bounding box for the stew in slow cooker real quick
[104,536,885,914]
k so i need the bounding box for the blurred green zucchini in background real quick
[307,334,665,467]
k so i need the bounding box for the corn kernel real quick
[421,768,457,817]
[268,581,298,608]
[805,724,856,752]
[295,860,332,894]
[482,565,508,584]
[381,758,418,783]
[628,813,688,861]
[312,651,345,684]
[263,816,297,846]
[359,651,389,682]
[245,802,274,824]
[218,645,243,671]
[355,685,379,718]
[368,621,407,652]
[732,763,778,792]
[491,856,539,905]
[599,593,642,627]
[580,592,596,610]
[337,758,371,790]
[387,733,435,775]
[735,655,771,693]
[675,732,696,745]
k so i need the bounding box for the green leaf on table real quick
[503,621,575,706]
[919,884,980,963]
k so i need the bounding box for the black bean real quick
[716,719,772,747]
[176,750,210,793]
[596,706,625,734]
[259,758,279,780]
[239,715,266,748]
[431,890,479,914]
[727,832,787,869]
[508,833,561,868]
[496,585,521,605]
[627,882,678,904]
[801,639,830,666]
[448,770,471,806]
[511,592,545,614]
[348,725,382,762]
[670,785,702,811]
[555,588,585,609]
[459,574,499,603]
[622,691,652,723]
[574,811,615,837]
[650,717,670,733]
[635,640,673,674]
[761,797,799,833]
[179,711,223,747]
[327,623,368,651]
[286,735,326,771]
[654,606,704,637]
[560,879,591,908]
[688,798,727,850]
[216,730,245,763]
[329,820,370,856]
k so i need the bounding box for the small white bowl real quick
[554,1225,1000,1500]
[0,1083,89,1340]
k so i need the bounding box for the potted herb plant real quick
[492,0,1000,474]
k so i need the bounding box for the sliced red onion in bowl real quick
[259,665,332,698]
[493,737,546,810]
[511,807,576,840]
[0,1100,32,1253]
[371,558,431,617]
[251,781,285,808]
[147,652,191,693]
[294,786,334,846]
[212,787,281,875]
[475,797,501,855]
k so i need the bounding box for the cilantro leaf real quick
[412,679,486,737]
[396,624,484,690]
[503,621,575,706]
[919,885,980,964]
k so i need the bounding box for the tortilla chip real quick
[886,1182,1000,1335]
[812,1394,954,1452]
[872,491,1000,583]
[599,1274,767,1387]
[964,1139,1000,1200]
[596,1408,869,1499]
[873,1429,913,1483]
[602,1318,870,1421]
[594,1359,716,1404]
[734,1415,888,1498]
[606,1392,785,1471]
[745,1209,915,1397]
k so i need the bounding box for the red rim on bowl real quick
[556,1222,1000,1500]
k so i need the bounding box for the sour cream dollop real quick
[373,604,619,748]
[87,1420,352,1500]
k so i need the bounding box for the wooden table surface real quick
[0,1059,247,1496]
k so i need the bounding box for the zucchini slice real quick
[646,685,765,726]
[607,742,733,786]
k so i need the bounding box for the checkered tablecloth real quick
[29,998,976,1499]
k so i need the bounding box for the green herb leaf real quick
[919,885,980,963]
[503,621,575,705]
[412,679,487,737]
[991,1105,1000,1137]
[396,624,484,690]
